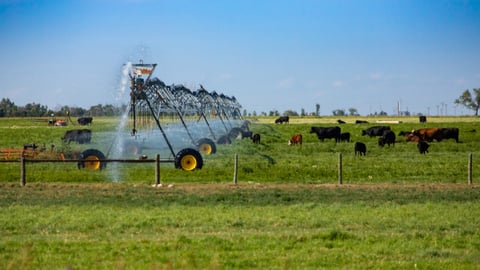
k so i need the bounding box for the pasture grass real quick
[1,116,480,269]
[3,116,480,185]
[1,183,479,269]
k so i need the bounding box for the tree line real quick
[2,88,478,118]
[0,98,127,117]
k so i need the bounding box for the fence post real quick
[20,155,26,186]
[468,153,472,185]
[155,154,160,185]
[338,152,343,185]
[233,153,238,185]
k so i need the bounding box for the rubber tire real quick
[228,127,243,139]
[196,138,216,155]
[174,148,203,171]
[78,149,106,170]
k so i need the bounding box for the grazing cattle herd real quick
[261,117,463,156]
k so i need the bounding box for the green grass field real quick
[1,116,480,269]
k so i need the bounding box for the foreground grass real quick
[1,183,479,269]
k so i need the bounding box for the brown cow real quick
[406,133,421,142]
[288,133,302,145]
[412,128,442,142]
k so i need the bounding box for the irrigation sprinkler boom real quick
[129,61,230,170]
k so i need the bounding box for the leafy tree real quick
[348,108,358,116]
[315,103,320,116]
[268,110,280,117]
[0,98,17,117]
[455,88,480,115]
[283,110,299,116]
[332,109,346,116]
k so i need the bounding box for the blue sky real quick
[1,0,479,116]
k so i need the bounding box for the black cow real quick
[417,141,430,154]
[78,117,93,126]
[252,133,261,144]
[310,126,341,142]
[362,126,391,137]
[275,116,289,124]
[340,132,351,142]
[337,119,346,124]
[378,130,396,147]
[354,142,367,156]
[438,128,459,143]
[355,120,369,124]
[23,143,38,150]
[62,129,92,144]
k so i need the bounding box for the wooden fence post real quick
[338,152,343,185]
[20,155,26,186]
[468,153,473,185]
[233,153,238,185]
[155,154,160,185]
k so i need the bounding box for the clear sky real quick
[1,0,479,116]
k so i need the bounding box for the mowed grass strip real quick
[1,183,479,269]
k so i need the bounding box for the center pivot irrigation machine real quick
[76,61,247,171]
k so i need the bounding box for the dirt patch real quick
[3,182,476,194]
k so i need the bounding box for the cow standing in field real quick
[438,128,460,143]
[62,129,92,144]
[378,130,396,147]
[340,132,351,142]
[252,133,261,144]
[362,126,391,137]
[288,133,302,145]
[77,117,93,126]
[355,120,369,124]
[354,142,367,156]
[275,116,289,124]
[406,133,421,142]
[310,126,341,142]
[412,127,459,143]
[417,141,430,154]
[411,128,442,142]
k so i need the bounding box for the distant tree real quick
[301,108,305,117]
[348,108,358,116]
[455,88,480,115]
[283,110,299,116]
[315,103,320,116]
[332,109,346,116]
[377,111,388,116]
[269,110,280,117]
[20,103,48,117]
[0,98,17,117]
